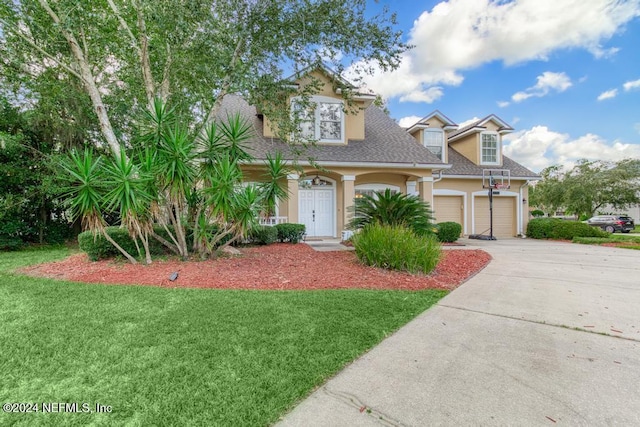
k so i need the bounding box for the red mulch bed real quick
[19,244,491,291]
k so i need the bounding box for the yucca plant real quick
[348,189,436,236]
[60,148,138,264]
[259,152,290,219]
[102,150,155,264]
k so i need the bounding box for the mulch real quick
[19,243,492,291]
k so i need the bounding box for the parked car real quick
[586,215,635,233]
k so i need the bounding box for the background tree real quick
[0,96,73,249]
[1,0,407,155]
[531,159,640,218]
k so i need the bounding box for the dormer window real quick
[481,132,500,165]
[292,96,345,143]
[423,128,444,160]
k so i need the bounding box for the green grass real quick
[0,248,446,426]
[573,235,640,250]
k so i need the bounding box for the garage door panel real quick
[434,196,463,228]
[475,197,515,237]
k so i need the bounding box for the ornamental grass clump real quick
[352,223,441,275]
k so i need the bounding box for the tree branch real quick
[6,24,83,80]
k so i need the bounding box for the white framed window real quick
[292,96,345,143]
[481,132,500,165]
[355,184,400,200]
[423,128,444,160]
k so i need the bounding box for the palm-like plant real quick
[60,148,138,264]
[102,150,155,264]
[348,189,436,236]
[259,152,290,219]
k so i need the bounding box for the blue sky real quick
[351,0,640,173]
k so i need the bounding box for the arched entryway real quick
[298,176,336,237]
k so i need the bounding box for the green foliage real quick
[352,223,441,275]
[249,225,278,245]
[526,218,608,240]
[1,0,407,152]
[0,235,23,251]
[78,226,189,261]
[436,222,462,243]
[348,189,435,236]
[530,209,545,218]
[0,100,73,247]
[531,159,640,218]
[274,223,306,243]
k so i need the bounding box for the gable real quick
[262,67,372,142]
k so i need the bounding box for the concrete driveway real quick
[277,238,640,426]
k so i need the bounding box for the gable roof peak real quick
[448,114,514,141]
[405,110,458,133]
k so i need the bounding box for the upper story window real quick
[481,132,500,165]
[292,96,345,143]
[423,128,444,160]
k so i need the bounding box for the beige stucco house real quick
[220,66,540,238]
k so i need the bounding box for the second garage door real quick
[474,196,515,237]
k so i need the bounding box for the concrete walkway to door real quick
[277,238,640,426]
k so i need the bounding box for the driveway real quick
[277,238,640,426]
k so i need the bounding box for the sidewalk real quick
[277,238,640,426]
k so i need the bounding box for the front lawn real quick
[0,248,446,426]
[573,234,640,250]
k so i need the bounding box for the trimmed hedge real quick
[274,223,306,243]
[249,225,278,245]
[436,222,462,243]
[526,218,609,240]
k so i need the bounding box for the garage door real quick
[434,196,463,227]
[474,197,515,237]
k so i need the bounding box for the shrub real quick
[348,189,435,236]
[527,218,608,240]
[274,223,306,243]
[352,223,441,275]
[78,226,184,261]
[548,221,608,239]
[530,209,545,218]
[249,225,278,245]
[436,222,461,243]
[0,235,23,251]
[526,218,562,239]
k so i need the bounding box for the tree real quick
[347,189,436,237]
[59,103,290,262]
[1,0,407,155]
[531,159,640,218]
[0,97,73,249]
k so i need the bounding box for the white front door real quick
[299,188,335,237]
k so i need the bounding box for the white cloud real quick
[597,89,618,100]
[497,101,510,108]
[349,0,639,101]
[458,117,481,128]
[398,115,423,128]
[503,126,640,172]
[623,78,640,91]
[511,71,572,103]
[399,86,444,103]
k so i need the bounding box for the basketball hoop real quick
[494,183,508,190]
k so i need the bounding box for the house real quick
[406,113,540,237]
[219,65,540,238]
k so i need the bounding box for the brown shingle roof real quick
[219,94,445,166]
[445,147,539,178]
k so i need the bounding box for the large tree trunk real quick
[38,0,122,157]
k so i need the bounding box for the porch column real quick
[287,173,299,223]
[417,176,434,207]
[341,175,356,232]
